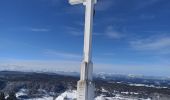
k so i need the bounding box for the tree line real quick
[0,92,17,100]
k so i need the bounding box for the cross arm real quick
[69,0,97,5]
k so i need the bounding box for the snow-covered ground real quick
[55,90,77,100]
[16,89,77,100]
[16,89,151,100]
[95,95,151,100]
[129,83,168,89]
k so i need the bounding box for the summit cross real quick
[68,0,97,100]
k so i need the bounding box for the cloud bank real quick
[130,35,170,54]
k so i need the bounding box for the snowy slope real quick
[55,90,77,100]
[16,89,151,100]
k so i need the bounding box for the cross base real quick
[77,80,95,100]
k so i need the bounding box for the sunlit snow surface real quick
[95,95,151,100]
[55,90,77,100]
[16,89,77,100]
[16,89,151,100]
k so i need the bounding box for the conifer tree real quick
[0,92,6,100]
[6,92,17,100]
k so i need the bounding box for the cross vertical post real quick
[68,0,96,99]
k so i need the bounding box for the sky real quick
[0,0,170,77]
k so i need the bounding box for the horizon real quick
[0,0,170,77]
[1,70,170,79]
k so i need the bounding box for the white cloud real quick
[94,63,170,76]
[139,14,155,20]
[105,26,124,39]
[40,0,61,6]
[44,49,82,59]
[0,60,80,72]
[106,31,122,39]
[64,5,84,14]
[1,59,170,76]
[65,26,101,36]
[30,28,50,32]
[95,0,114,11]
[69,30,83,36]
[135,0,160,10]
[65,26,83,36]
[102,53,115,56]
[130,36,170,53]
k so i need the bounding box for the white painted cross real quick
[69,0,97,100]
[69,0,84,5]
[69,0,97,62]
[69,0,97,5]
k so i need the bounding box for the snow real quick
[95,95,105,100]
[129,83,168,89]
[16,89,151,100]
[55,90,77,100]
[16,89,54,100]
[101,87,107,93]
[95,95,152,100]
[16,89,28,98]
[28,97,54,100]
[16,89,77,100]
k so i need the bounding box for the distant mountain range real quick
[0,71,170,100]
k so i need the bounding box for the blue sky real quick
[0,0,170,77]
